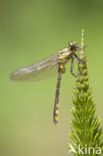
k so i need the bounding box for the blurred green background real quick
[0,0,103,156]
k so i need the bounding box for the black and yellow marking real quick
[53,64,65,124]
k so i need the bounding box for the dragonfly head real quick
[69,40,78,51]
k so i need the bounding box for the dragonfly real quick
[10,40,80,124]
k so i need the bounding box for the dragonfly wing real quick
[10,53,59,82]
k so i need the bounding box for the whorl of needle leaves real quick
[68,34,103,155]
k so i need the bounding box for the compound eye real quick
[69,41,75,46]
[69,41,73,46]
[73,40,76,44]
[69,40,77,47]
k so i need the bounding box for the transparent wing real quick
[10,53,59,82]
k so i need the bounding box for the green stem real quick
[68,29,103,156]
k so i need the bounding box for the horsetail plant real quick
[68,29,103,155]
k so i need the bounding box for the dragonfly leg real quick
[74,53,80,64]
[53,71,62,124]
[70,56,77,77]
[74,53,80,74]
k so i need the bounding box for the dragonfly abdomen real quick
[53,63,65,124]
[53,72,61,124]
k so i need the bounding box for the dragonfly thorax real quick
[58,48,72,64]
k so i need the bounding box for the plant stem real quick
[68,29,103,155]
